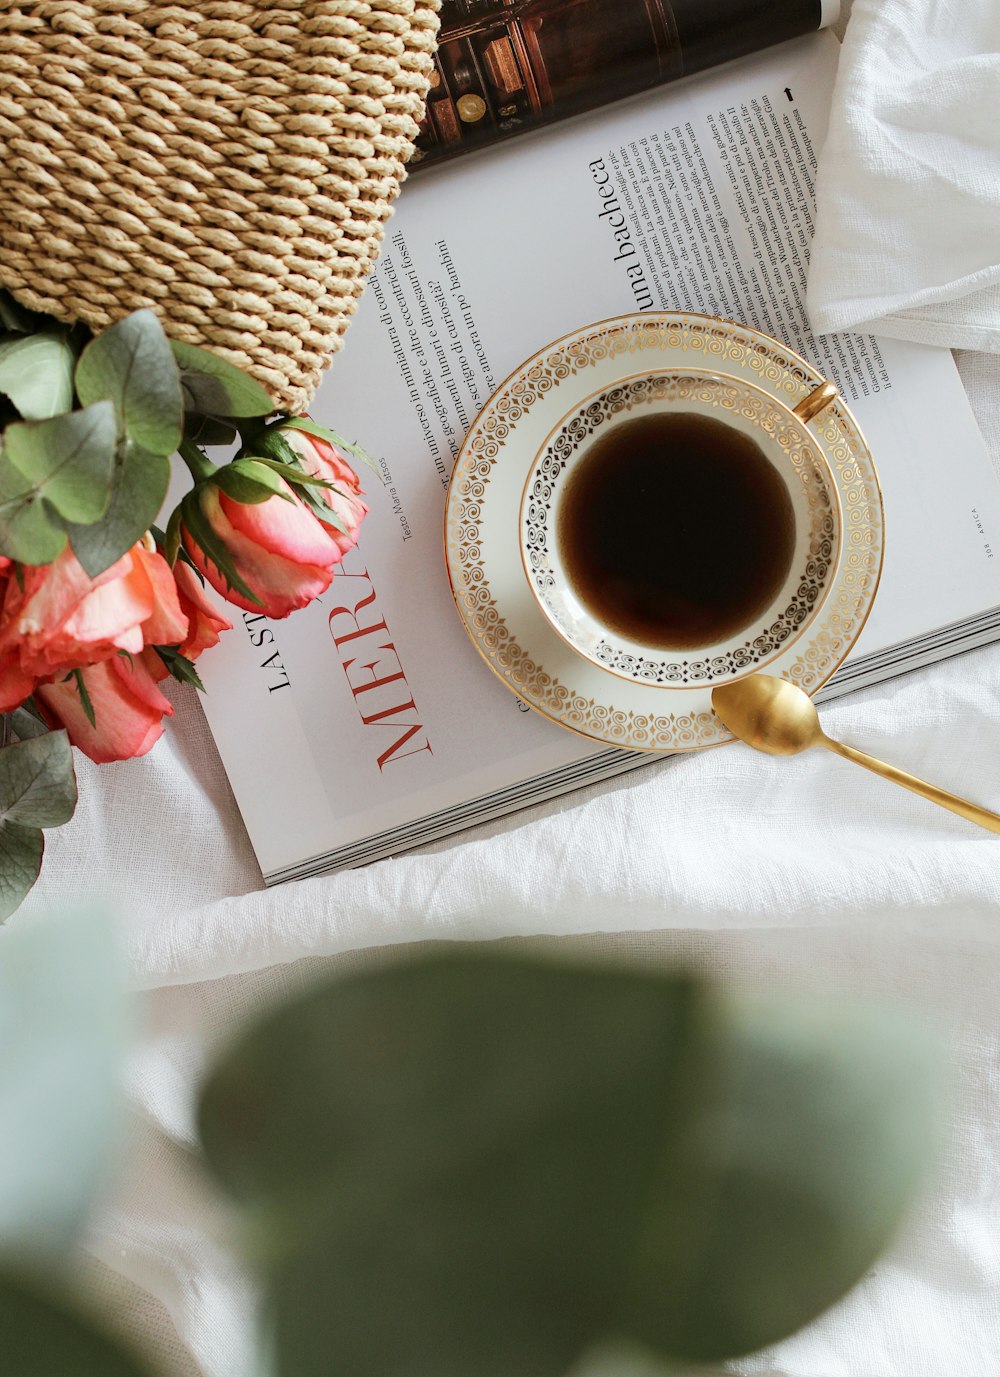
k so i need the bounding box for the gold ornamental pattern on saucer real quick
[444,312,885,753]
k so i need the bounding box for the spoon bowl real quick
[711,675,823,756]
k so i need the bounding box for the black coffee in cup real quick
[557,411,796,649]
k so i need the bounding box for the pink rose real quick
[0,542,187,714]
[181,477,343,619]
[172,560,232,662]
[281,425,368,559]
[36,650,175,764]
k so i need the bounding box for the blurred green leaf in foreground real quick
[199,948,942,1377]
[0,906,151,1372]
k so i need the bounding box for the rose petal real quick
[36,656,173,764]
[218,483,340,566]
[173,561,232,660]
[4,549,133,654]
[135,547,189,647]
[0,659,36,713]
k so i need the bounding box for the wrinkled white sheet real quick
[809,0,1000,351]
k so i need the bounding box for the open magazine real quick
[198,10,1000,883]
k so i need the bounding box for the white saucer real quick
[444,312,884,753]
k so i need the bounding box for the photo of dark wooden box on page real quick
[413,0,825,169]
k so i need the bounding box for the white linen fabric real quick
[808,0,1000,351]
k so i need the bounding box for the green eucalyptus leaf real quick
[619,989,939,1361]
[0,907,127,1256]
[199,951,939,1377]
[184,412,239,447]
[7,703,50,741]
[171,338,273,419]
[0,820,44,921]
[0,289,39,333]
[568,1343,674,1377]
[0,1273,152,1376]
[0,455,67,565]
[0,729,76,828]
[0,332,76,420]
[5,402,116,524]
[76,309,183,456]
[67,445,170,577]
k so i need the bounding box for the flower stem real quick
[178,439,217,484]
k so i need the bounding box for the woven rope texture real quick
[0,1,439,411]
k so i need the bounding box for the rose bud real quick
[180,469,343,619]
[279,425,368,560]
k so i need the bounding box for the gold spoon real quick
[712,673,1000,835]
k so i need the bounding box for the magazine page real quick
[414,0,840,171]
[198,31,1000,881]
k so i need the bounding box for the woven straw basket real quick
[0,1,439,411]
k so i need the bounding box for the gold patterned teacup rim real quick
[517,366,844,686]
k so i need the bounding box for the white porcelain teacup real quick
[519,370,841,688]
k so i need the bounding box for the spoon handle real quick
[822,735,1000,835]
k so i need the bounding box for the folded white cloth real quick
[808,0,1000,351]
